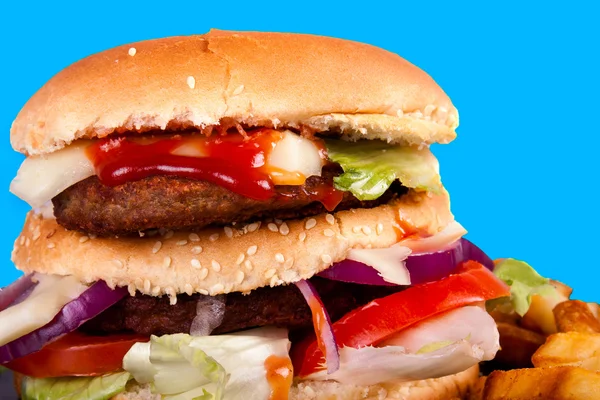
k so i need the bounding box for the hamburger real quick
[0,30,550,399]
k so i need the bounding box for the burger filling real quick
[3,127,558,400]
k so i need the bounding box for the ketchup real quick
[86,129,344,209]
[264,355,293,400]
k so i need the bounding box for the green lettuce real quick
[21,372,131,400]
[324,139,442,201]
[123,327,291,400]
[490,258,558,316]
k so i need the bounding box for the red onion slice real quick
[0,274,36,311]
[319,239,494,286]
[294,280,340,374]
[0,281,127,364]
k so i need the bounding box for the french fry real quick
[532,332,600,368]
[482,366,600,400]
[554,300,600,334]
[494,322,546,368]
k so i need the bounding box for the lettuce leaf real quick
[123,327,291,400]
[490,258,558,316]
[21,372,131,400]
[324,139,442,200]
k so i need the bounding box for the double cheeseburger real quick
[2,30,517,400]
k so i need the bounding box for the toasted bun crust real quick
[12,190,453,298]
[105,365,480,400]
[11,30,458,156]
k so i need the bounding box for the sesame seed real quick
[352,226,361,233]
[275,253,285,263]
[299,232,307,242]
[79,235,89,243]
[191,246,203,254]
[164,230,174,239]
[396,109,404,118]
[279,223,290,236]
[138,231,145,237]
[321,254,332,264]
[323,229,335,237]
[247,222,259,232]
[326,214,335,225]
[211,283,225,294]
[88,233,97,239]
[128,47,136,56]
[235,271,245,284]
[247,245,258,256]
[187,76,196,89]
[169,295,177,306]
[244,260,253,271]
[189,233,200,242]
[19,236,25,245]
[46,230,56,239]
[25,238,30,247]
[284,257,295,269]
[176,240,188,246]
[151,286,161,295]
[232,84,245,96]
[184,283,194,296]
[224,227,233,238]
[199,268,209,280]
[32,230,41,241]
[270,275,281,287]
[211,260,221,272]
[191,259,201,269]
[199,289,209,295]
[424,104,436,117]
[236,253,245,265]
[376,223,383,235]
[152,241,162,254]
[305,218,317,230]
[209,233,219,242]
[47,242,55,249]
[128,284,136,297]
[143,279,151,293]
[265,268,277,279]
[268,223,278,232]
[163,256,172,269]
[282,270,298,281]
[362,226,372,235]
[112,259,124,268]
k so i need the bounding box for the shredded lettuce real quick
[324,139,442,200]
[490,258,558,316]
[21,372,131,400]
[123,327,291,400]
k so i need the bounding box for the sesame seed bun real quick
[12,190,454,298]
[11,30,458,156]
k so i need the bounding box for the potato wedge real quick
[483,366,600,399]
[532,332,600,368]
[494,322,546,368]
[554,300,600,334]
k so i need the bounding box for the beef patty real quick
[52,166,406,236]
[82,278,403,337]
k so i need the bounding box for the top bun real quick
[11,30,459,156]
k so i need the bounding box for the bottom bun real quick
[110,365,479,400]
[14,365,479,400]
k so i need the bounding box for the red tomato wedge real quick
[6,331,148,378]
[291,261,510,377]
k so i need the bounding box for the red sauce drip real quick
[264,355,293,400]
[86,129,343,208]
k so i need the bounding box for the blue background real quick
[0,1,597,300]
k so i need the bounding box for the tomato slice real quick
[6,331,148,378]
[291,261,510,377]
